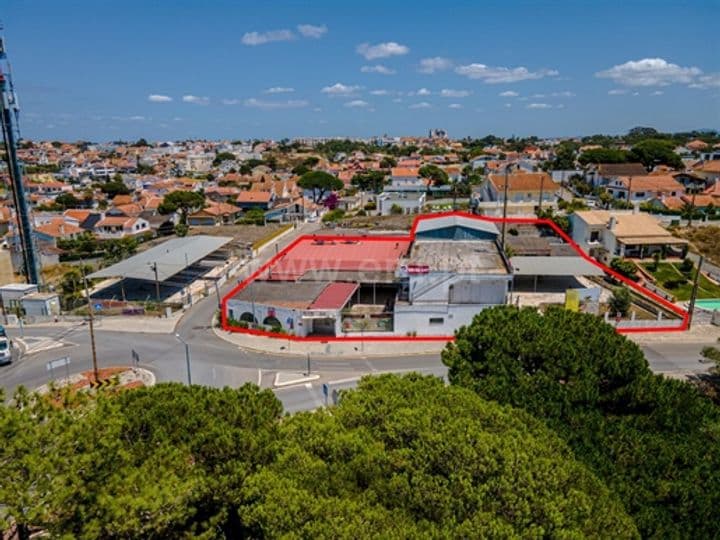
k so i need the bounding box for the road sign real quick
[94,303,103,312]
[46,356,70,371]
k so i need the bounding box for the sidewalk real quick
[213,326,447,358]
[628,323,720,344]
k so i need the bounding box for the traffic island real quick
[35,366,155,399]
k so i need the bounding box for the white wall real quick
[394,303,498,335]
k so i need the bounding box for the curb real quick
[212,325,445,359]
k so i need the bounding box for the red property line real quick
[220,211,689,341]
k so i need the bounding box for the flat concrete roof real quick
[405,240,508,274]
[89,235,232,282]
[510,256,605,276]
[231,281,330,310]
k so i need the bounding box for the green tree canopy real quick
[443,306,720,538]
[351,170,386,193]
[419,164,449,186]
[0,377,637,538]
[99,181,130,197]
[578,147,631,166]
[629,139,684,169]
[158,190,206,223]
[212,151,236,166]
[298,170,343,203]
[53,192,82,210]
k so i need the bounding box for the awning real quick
[309,282,359,310]
[510,256,605,276]
[617,236,688,245]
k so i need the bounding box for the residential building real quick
[570,210,688,260]
[605,175,684,202]
[94,216,151,239]
[377,192,426,215]
[477,172,555,204]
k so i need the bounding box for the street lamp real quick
[174,333,192,385]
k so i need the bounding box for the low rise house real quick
[187,202,242,226]
[570,210,688,261]
[605,175,684,202]
[388,167,428,192]
[94,216,151,239]
[236,191,275,210]
[477,172,555,204]
[377,192,426,216]
[586,163,647,188]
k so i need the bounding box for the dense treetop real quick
[443,306,720,539]
[0,375,636,538]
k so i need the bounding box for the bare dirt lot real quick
[675,226,720,266]
[331,214,415,232]
[189,224,285,244]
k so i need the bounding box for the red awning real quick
[309,282,359,310]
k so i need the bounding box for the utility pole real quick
[81,266,99,383]
[501,164,511,250]
[151,262,160,302]
[538,173,545,214]
[687,183,699,227]
[687,255,704,329]
[174,333,192,385]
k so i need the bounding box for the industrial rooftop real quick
[404,240,509,274]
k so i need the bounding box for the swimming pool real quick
[696,299,720,311]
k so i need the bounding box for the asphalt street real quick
[0,223,717,412]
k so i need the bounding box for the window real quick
[429,317,444,325]
[590,231,600,242]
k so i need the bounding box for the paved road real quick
[0,222,717,412]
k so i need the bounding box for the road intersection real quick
[1,225,717,412]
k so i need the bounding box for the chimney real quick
[607,216,616,230]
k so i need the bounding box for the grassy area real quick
[641,262,720,301]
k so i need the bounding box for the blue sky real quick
[5,0,719,141]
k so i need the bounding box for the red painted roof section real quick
[310,282,359,310]
[267,238,410,280]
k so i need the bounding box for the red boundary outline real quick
[220,211,689,341]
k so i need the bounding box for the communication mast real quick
[0,32,40,284]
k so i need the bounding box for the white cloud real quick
[345,99,369,108]
[440,89,471,98]
[244,98,309,109]
[596,58,701,86]
[632,92,640,96]
[651,90,664,96]
[608,89,627,95]
[370,89,389,96]
[689,74,720,89]
[504,103,512,108]
[551,90,575,97]
[392,98,403,103]
[455,63,558,83]
[241,29,295,46]
[182,95,209,105]
[265,87,295,94]
[532,93,546,98]
[499,90,519,97]
[418,57,453,74]
[409,102,431,109]
[356,41,409,60]
[555,104,565,109]
[297,24,327,38]
[147,94,172,103]
[129,115,145,121]
[448,103,463,109]
[321,83,361,96]
[222,98,241,105]
[526,103,552,109]
[416,88,431,96]
[361,64,396,75]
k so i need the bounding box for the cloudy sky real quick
[5,0,718,141]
